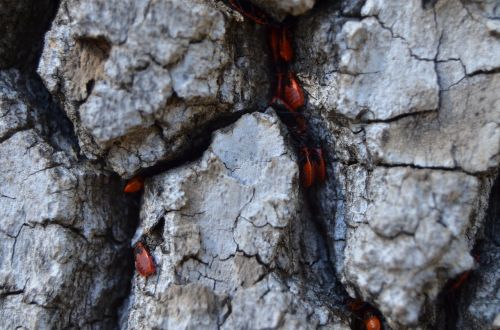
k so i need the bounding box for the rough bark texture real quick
[1,0,499,329]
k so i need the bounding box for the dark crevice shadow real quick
[0,0,61,72]
[435,171,500,329]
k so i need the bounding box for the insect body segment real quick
[269,26,293,64]
[283,71,305,111]
[312,148,326,183]
[300,148,315,188]
[272,71,305,112]
[134,242,156,277]
[278,27,293,62]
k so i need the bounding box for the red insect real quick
[226,0,273,26]
[283,71,305,111]
[273,71,305,111]
[347,299,384,330]
[300,147,315,188]
[312,148,326,183]
[134,242,156,277]
[364,314,382,330]
[124,176,144,193]
[269,26,293,64]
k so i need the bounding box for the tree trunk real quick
[0,0,499,329]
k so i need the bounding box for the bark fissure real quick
[1,0,499,329]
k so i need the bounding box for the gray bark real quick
[0,0,499,329]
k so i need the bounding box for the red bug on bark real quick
[364,314,382,330]
[300,147,315,188]
[134,242,156,277]
[283,71,305,111]
[124,176,144,193]
[347,298,384,330]
[278,27,293,63]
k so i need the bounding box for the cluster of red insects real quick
[124,177,156,277]
[219,3,378,329]
[125,0,328,280]
[122,2,477,329]
[226,0,327,188]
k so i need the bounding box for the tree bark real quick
[0,0,499,329]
